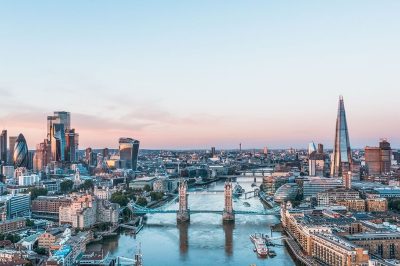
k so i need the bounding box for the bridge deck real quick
[132,209,279,215]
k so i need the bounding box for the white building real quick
[18,174,40,186]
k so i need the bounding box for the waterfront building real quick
[311,233,369,265]
[13,134,28,168]
[273,183,298,203]
[32,196,71,220]
[119,138,140,171]
[345,232,400,259]
[0,130,7,164]
[302,177,343,199]
[331,96,352,177]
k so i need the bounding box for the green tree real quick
[150,192,164,202]
[34,247,47,255]
[143,184,152,192]
[60,180,74,193]
[80,179,94,190]
[110,192,129,207]
[27,187,48,200]
[6,234,20,243]
[136,197,147,207]
[26,219,35,227]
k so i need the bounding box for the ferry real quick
[250,233,268,258]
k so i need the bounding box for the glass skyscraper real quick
[0,130,7,164]
[331,96,352,177]
[13,134,28,168]
[119,138,140,171]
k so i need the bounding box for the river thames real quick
[87,177,295,265]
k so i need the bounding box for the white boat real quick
[250,233,268,258]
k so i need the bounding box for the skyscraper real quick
[0,130,7,164]
[119,138,140,171]
[13,133,28,168]
[51,124,65,162]
[331,96,352,177]
[8,136,17,164]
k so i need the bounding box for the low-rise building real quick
[0,218,26,233]
[32,196,71,221]
[366,198,388,212]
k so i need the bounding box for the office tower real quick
[33,139,51,172]
[51,124,65,162]
[263,146,268,155]
[308,141,316,155]
[331,96,352,177]
[65,129,77,162]
[85,148,92,163]
[365,139,392,176]
[119,138,140,171]
[379,139,391,174]
[13,134,28,168]
[211,147,216,157]
[53,111,71,131]
[102,148,109,159]
[0,130,7,164]
[309,143,328,177]
[365,147,381,176]
[8,136,17,164]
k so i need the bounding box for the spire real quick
[331,96,352,177]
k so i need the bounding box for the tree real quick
[60,180,74,193]
[143,184,152,192]
[26,219,35,227]
[80,179,94,190]
[34,247,47,255]
[6,234,20,243]
[27,187,47,200]
[150,192,164,202]
[110,192,129,207]
[136,197,147,207]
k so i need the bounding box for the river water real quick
[87,177,295,265]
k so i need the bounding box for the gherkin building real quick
[13,133,28,168]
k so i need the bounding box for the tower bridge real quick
[127,180,280,223]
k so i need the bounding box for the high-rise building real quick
[211,147,216,157]
[8,136,17,164]
[343,171,352,190]
[65,129,77,162]
[308,141,316,155]
[33,139,51,172]
[379,139,391,174]
[13,134,28,168]
[331,96,352,177]
[309,144,328,177]
[51,124,65,162]
[119,138,140,171]
[0,130,7,164]
[365,139,392,176]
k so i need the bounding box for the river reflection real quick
[88,178,295,266]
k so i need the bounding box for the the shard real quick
[330,96,352,177]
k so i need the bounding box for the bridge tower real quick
[177,179,190,223]
[222,181,235,222]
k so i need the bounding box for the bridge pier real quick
[222,181,235,223]
[177,179,190,223]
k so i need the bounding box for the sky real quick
[0,1,399,150]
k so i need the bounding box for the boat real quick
[268,250,276,257]
[243,202,251,207]
[250,233,268,258]
[251,182,257,187]
[233,184,245,197]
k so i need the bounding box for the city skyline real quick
[1,1,400,149]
